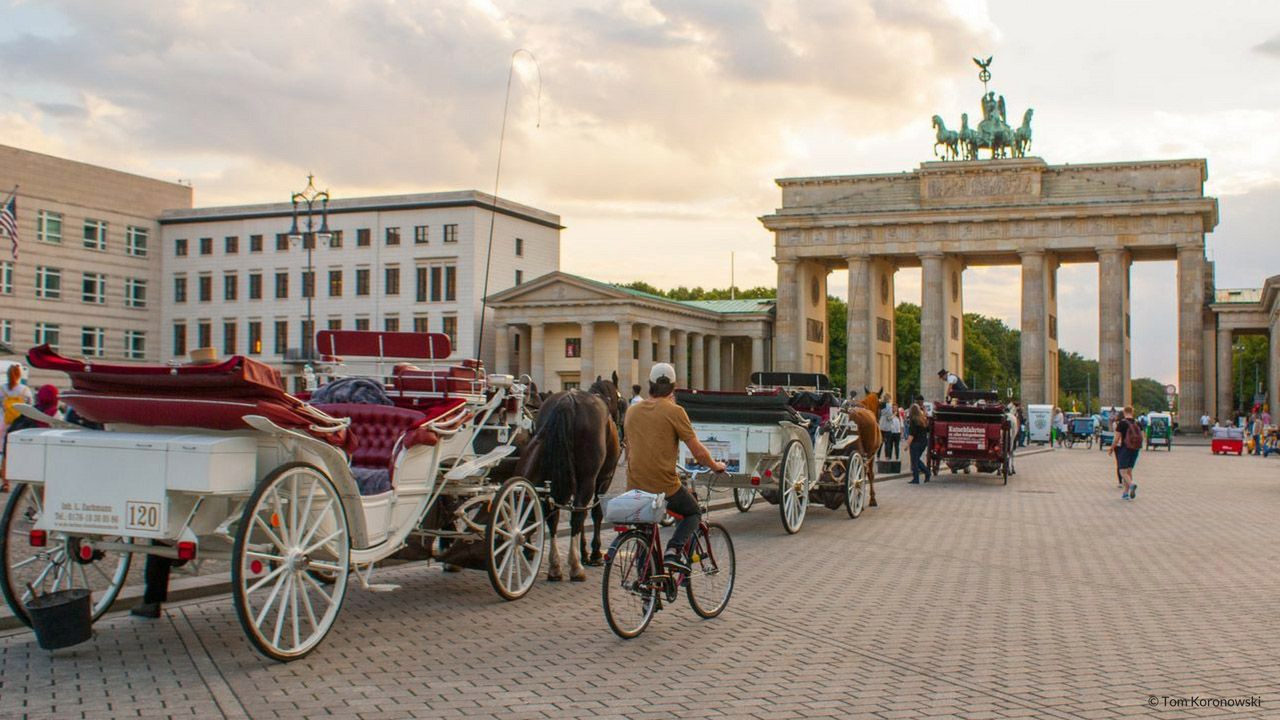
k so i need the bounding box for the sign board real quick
[946,424,987,450]
[1027,404,1053,443]
[680,429,747,475]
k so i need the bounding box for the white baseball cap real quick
[649,362,677,384]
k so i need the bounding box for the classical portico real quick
[761,157,1219,416]
[486,272,774,393]
[1209,278,1280,418]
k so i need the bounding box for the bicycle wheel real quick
[601,530,656,639]
[686,522,735,619]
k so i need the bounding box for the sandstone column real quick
[517,326,531,377]
[846,255,872,393]
[919,253,947,400]
[751,335,765,379]
[493,323,511,375]
[1271,318,1280,416]
[656,326,672,363]
[690,332,706,389]
[616,321,634,397]
[673,330,688,386]
[708,335,722,391]
[637,324,654,394]
[1216,327,1233,420]
[1098,249,1132,408]
[1019,251,1058,405]
[529,322,546,389]
[579,321,595,384]
[774,259,802,371]
[1177,245,1206,422]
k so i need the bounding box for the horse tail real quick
[538,396,578,504]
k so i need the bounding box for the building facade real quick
[486,272,774,394]
[158,191,560,380]
[1209,277,1280,419]
[0,145,193,384]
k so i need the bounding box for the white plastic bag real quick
[602,489,667,524]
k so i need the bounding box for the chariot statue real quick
[931,56,1034,160]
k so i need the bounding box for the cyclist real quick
[623,362,725,575]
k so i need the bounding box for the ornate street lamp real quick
[287,174,331,359]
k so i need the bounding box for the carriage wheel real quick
[686,522,735,618]
[1001,457,1010,485]
[844,454,869,519]
[232,463,350,662]
[0,483,133,627]
[778,440,809,535]
[485,477,545,601]
[732,488,756,513]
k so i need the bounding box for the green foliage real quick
[963,313,1020,395]
[827,295,847,391]
[1232,335,1270,411]
[1058,350,1099,413]
[895,303,921,401]
[1131,378,1168,415]
[616,282,776,301]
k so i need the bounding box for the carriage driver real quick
[623,362,726,574]
[937,368,968,398]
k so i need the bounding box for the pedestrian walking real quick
[906,395,931,484]
[879,403,900,460]
[1109,406,1142,499]
[1200,412,1211,437]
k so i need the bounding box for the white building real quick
[159,191,560,384]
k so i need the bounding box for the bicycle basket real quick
[603,490,668,524]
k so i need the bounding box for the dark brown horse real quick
[515,378,621,581]
[848,387,884,508]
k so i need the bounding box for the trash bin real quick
[26,588,93,650]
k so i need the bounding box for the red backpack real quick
[1122,420,1143,450]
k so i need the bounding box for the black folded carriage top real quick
[950,389,1001,404]
[749,372,831,390]
[675,390,802,425]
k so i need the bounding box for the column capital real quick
[1018,248,1046,259]
[1097,247,1128,259]
[917,251,945,261]
[1177,243,1205,257]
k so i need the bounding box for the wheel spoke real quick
[306,561,342,574]
[301,570,335,606]
[289,573,301,651]
[251,568,290,625]
[252,515,289,553]
[303,529,345,557]
[298,575,319,631]
[246,550,286,562]
[289,476,300,547]
[271,573,293,648]
[296,498,335,551]
[269,486,288,545]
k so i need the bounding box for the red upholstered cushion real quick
[311,403,435,470]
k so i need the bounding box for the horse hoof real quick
[585,556,604,567]
[571,573,587,582]
[443,564,463,573]
[547,574,562,582]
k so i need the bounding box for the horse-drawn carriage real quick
[927,390,1014,484]
[1,331,543,661]
[673,373,871,534]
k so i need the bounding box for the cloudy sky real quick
[4,0,1278,384]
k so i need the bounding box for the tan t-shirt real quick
[624,397,698,497]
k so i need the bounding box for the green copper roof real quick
[679,299,776,314]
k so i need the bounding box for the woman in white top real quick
[2,365,33,492]
[879,403,902,460]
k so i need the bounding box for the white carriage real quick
[674,373,870,534]
[1,331,543,661]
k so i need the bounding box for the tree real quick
[963,313,1020,397]
[1058,350,1099,413]
[895,303,921,402]
[1232,335,1269,412]
[827,295,847,391]
[1131,378,1168,415]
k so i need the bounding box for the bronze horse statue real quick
[847,387,885,508]
[515,376,621,581]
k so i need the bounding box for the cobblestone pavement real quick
[2,448,1278,719]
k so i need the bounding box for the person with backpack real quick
[905,395,931,484]
[1109,406,1143,500]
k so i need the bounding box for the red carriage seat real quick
[311,399,468,495]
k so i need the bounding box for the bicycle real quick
[601,467,736,639]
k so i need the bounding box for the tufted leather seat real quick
[311,403,440,495]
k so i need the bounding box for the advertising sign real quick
[680,429,747,474]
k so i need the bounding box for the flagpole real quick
[1,185,17,205]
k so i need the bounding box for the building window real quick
[247,321,262,354]
[0,261,12,295]
[249,234,263,253]
[248,272,262,300]
[442,316,458,346]
[199,237,213,255]
[443,224,458,243]
[174,238,188,256]
[413,316,430,333]
[416,267,428,302]
[35,266,62,299]
[950,315,960,341]
[198,274,212,302]
[430,266,442,302]
[301,270,315,299]
[515,237,524,256]
[83,219,108,251]
[223,321,237,355]
[81,327,105,357]
[126,226,149,257]
[414,225,429,244]
[35,322,60,350]
[385,226,401,246]
[301,320,314,352]
[356,267,370,296]
[173,323,187,356]
[328,230,343,248]
[328,269,343,297]
[37,210,63,244]
[124,331,146,360]
[125,278,147,308]
[224,272,238,301]
[633,339,639,359]
[273,320,288,354]
[445,265,457,301]
[515,269,523,286]
[275,272,289,299]
[197,321,212,349]
[354,317,370,331]
[225,235,239,254]
[276,233,289,251]
[1,319,13,345]
[356,228,371,247]
[385,265,400,296]
[174,276,187,303]
[565,338,581,358]
[384,316,400,332]
[327,317,342,331]
[82,273,106,304]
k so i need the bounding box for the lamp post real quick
[288,174,331,359]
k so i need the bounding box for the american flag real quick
[0,194,16,260]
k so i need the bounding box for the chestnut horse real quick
[847,387,885,508]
